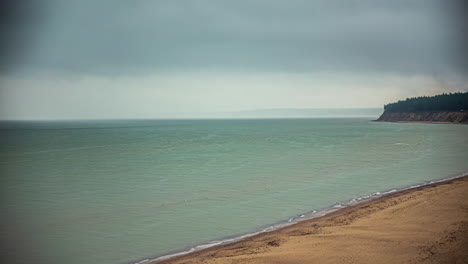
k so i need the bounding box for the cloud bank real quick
[0,0,467,119]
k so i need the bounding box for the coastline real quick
[374,111,468,124]
[141,172,468,264]
[373,120,468,125]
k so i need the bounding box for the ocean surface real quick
[1,118,467,264]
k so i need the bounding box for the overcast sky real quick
[0,0,467,120]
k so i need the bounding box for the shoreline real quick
[375,110,468,124]
[139,172,468,264]
[373,120,468,125]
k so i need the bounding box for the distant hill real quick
[153,108,384,119]
[377,92,468,124]
[225,108,383,118]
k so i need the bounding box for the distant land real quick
[0,108,384,121]
[377,92,468,124]
[159,108,383,119]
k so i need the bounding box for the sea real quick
[1,118,467,264]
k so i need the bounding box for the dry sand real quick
[155,176,468,264]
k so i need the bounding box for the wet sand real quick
[154,176,468,264]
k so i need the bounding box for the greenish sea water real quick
[1,119,467,264]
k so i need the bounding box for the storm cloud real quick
[0,0,467,119]
[3,0,466,75]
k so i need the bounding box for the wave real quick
[131,171,468,264]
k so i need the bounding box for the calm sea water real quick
[1,119,467,264]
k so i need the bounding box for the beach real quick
[155,175,468,264]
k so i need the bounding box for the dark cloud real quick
[3,0,467,75]
[0,0,46,71]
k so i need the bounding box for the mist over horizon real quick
[1,0,467,120]
[0,107,383,121]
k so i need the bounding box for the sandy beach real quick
[155,176,468,264]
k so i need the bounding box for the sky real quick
[0,0,467,120]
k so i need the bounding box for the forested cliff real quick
[377,92,468,123]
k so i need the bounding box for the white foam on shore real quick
[133,259,149,264]
[135,171,468,264]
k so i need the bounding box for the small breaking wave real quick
[133,171,468,264]
[394,142,410,146]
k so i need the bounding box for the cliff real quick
[376,111,468,124]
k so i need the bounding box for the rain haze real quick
[0,0,467,119]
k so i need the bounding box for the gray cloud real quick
[2,0,467,120]
[4,0,466,75]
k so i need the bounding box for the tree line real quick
[384,92,468,113]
